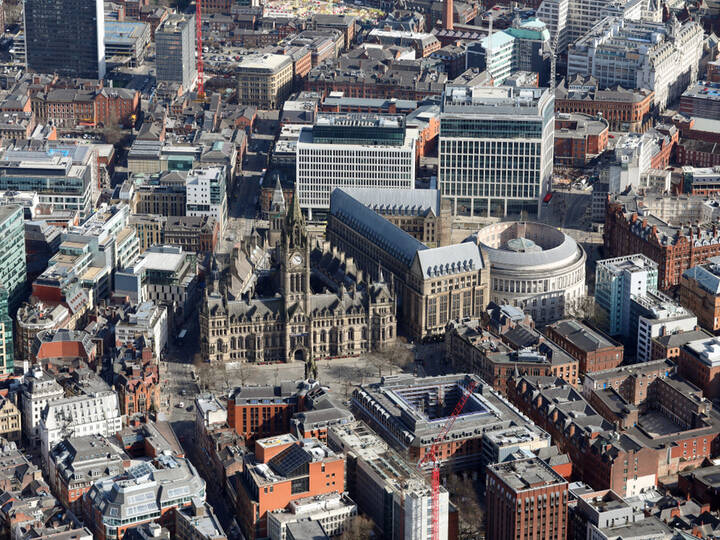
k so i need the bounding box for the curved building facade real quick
[470,222,586,324]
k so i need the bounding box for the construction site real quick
[350,374,542,473]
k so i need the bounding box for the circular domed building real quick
[468,222,586,324]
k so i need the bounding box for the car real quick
[180,389,187,396]
[186,405,194,412]
[176,402,185,408]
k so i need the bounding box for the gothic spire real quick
[285,191,305,230]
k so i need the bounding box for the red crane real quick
[195,0,204,99]
[418,379,478,540]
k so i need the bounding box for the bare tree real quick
[446,474,485,539]
[340,514,375,540]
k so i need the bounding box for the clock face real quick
[291,253,303,266]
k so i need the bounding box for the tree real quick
[446,474,485,539]
[340,514,375,540]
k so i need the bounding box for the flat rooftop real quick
[489,456,566,493]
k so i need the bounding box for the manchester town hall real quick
[200,193,397,367]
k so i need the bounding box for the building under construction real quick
[351,374,545,473]
[328,420,451,540]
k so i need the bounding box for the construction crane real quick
[417,379,478,540]
[196,0,205,100]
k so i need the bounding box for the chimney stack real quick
[443,0,454,30]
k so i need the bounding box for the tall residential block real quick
[439,85,554,218]
[156,13,197,92]
[486,457,568,540]
[0,206,26,314]
[24,0,106,79]
[595,254,658,337]
[296,113,416,218]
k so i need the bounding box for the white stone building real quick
[21,368,64,448]
[568,16,704,109]
[296,113,416,217]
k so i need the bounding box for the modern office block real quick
[465,19,550,86]
[439,84,554,218]
[24,0,106,79]
[0,287,13,375]
[296,113,416,217]
[185,167,227,232]
[0,205,27,314]
[595,254,658,337]
[156,13,197,92]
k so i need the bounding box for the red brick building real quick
[200,0,231,14]
[544,320,623,374]
[486,457,568,540]
[555,78,655,133]
[114,347,161,417]
[676,140,720,168]
[95,88,140,128]
[554,113,609,167]
[226,382,313,442]
[237,434,345,539]
[678,336,720,400]
[604,203,720,289]
[507,375,659,497]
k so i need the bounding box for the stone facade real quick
[200,197,396,365]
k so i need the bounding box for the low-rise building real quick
[0,397,21,442]
[554,113,609,166]
[0,438,42,492]
[175,500,227,540]
[446,319,579,394]
[15,303,72,366]
[679,80,720,121]
[20,368,65,448]
[84,456,206,540]
[115,302,168,357]
[39,373,122,461]
[631,291,697,363]
[226,381,316,443]
[651,328,711,361]
[48,434,128,514]
[115,245,200,324]
[236,434,345,539]
[267,492,356,540]
[237,54,293,109]
[555,77,655,132]
[544,320,623,374]
[678,336,720,399]
[680,257,720,331]
[351,374,540,472]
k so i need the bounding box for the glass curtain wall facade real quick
[24,0,105,79]
[439,86,554,218]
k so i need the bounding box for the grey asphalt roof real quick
[415,242,484,278]
[472,228,582,270]
[330,188,426,267]
[683,264,720,294]
[550,320,615,352]
[340,187,441,217]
